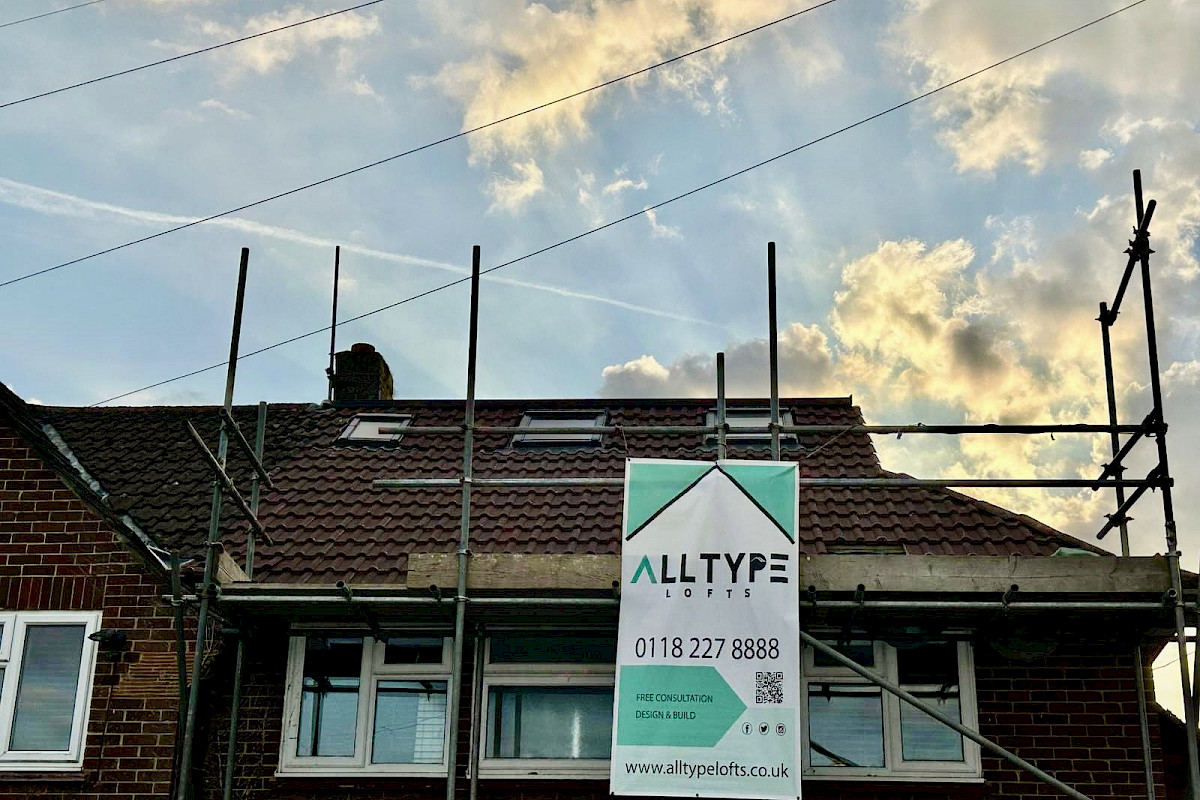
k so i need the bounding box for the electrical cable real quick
[1,0,843,290]
[1,0,387,111]
[0,0,106,30]
[86,0,1152,407]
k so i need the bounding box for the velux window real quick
[480,633,616,778]
[801,639,980,780]
[0,611,101,771]
[337,414,411,443]
[705,409,798,443]
[512,411,607,446]
[280,634,451,775]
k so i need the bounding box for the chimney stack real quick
[330,343,393,402]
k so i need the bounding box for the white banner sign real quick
[610,459,800,800]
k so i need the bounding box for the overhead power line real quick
[0,0,106,30]
[1,0,387,111]
[89,0,1152,407]
[0,0,843,290]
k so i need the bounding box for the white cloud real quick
[199,98,251,120]
[888,0,1200,174]
[1078,148,1112,171]
[487,159,545,213]
[643,207,681,239]
[420,0,839,207]
[602,176,648,195]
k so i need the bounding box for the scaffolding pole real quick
[175,248,250,800]
[222,401,267,800]
[445,246,481,800]
[768,242,781,461]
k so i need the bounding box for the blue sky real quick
[2,0,1199,712]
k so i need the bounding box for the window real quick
[280,634,451,775]
[512,411,607,446]
[801,639,979,780]
[479,633,616,778]
[705,409,798,443]
[0,611,101,771]
[337,414,411,443]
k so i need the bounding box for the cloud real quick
[0,177,719,328]
[602,176,648,195]
[643,207,681,239]
[420,0,838,207]
[199,98,251,119]
[1078,148,1111,171]
[888,0,1200,174]
[162,4,381,81]
[487,159,545,213]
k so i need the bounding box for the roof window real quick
[512,410,607,446]
[338,414,411,443]
[705,408,798,443]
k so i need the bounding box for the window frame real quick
[0,610,102,772]
[477,635,615,779]
[278,634,453,777]
[511,410,608,446]
[337,414,412,444]
[800,639,981,782]
[705,408,799,443]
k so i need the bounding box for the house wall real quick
[0,422,189,799]
[204,631,1174,800]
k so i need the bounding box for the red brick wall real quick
[0,422,190,799]
[203,630,1176,800]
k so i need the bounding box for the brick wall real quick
[203,628,1176,800]
[0,422,192,799]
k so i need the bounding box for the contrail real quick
[0,177,718,327]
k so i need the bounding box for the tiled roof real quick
[32,397,1085,585]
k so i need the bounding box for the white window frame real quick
[801,639,981,782]
[0,610,101,772]
[337,414,412,443]
[511,411,607,446]
[478,636,615,779]
[705,408,799,443]
[278,634,453,777]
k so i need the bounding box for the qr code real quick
[755,671,784,704]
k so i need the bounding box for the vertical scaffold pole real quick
[176,247,250,800]
[716,352,727,460]
[767,242,780,461]
[446,246,481,800]
[222,401,267,800]
[1132,170,1200,796]
[327,246,341,402]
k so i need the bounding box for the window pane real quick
[807,684,884,768]
[10,625,85,751]
[515,414,602,444]
[490,635,616,664]
[383,638,444,665]
[486,686,613,759]
[297,637,363,757]
[900,693,963,762]
[812,641,874,669]
[372,681,447,764]
[897,643,958,685]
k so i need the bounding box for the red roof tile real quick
[34,398,1088,584]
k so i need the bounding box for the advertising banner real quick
[610,459,800,800]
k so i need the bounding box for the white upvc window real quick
[801,639,981,781]
[279,634,452,776]
[0,610,102,771]
[478,633,616,779]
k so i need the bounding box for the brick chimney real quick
[330,343,393,402]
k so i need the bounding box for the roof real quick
[25,396,1096,585]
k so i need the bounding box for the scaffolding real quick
[180,172,1197,800]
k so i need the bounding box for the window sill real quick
[803,772,984,783]
[0,771,86,783]
[478,767,610,780]
[275,767,447,779]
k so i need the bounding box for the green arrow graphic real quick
[617,665,746,747]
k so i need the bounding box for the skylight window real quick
[706,408,798,443]
[512,411,607,446]
[338,414,411,443]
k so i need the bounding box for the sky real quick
[1,0,1198,717]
